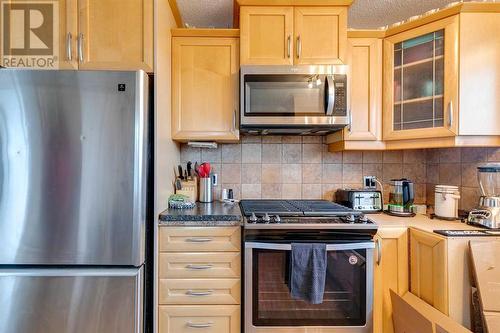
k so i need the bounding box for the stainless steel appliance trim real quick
[244,223,378,230]
[241,65,348,76]
[325,75,335,116]
[245,242,375,251]
[241,116,349,126]
[245,242,374,333]
[66,32,72,61]
[134,71,149,265]
[0,267,141,277]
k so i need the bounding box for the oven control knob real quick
[274,215,281,223]
[346,214,356,223]
[262,213,271,223]
[359,215,368,223]
[249,213,258,223]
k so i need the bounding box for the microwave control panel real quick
[332,74,347,116]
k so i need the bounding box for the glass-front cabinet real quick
[383,16,459,140]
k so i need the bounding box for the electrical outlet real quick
[363,176,377,189]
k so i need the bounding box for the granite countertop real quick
[159,201,242,226]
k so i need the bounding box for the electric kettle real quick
[387,178,415,217]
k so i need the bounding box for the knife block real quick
[175,178,198,202]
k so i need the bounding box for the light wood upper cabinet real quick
[240,6,347,65]
[345,37,382,141]
[409,228,448,315]
[240,6,293,65]
[171,35,240,142]
[294,7,346,64]
[0,0,152,71]
[373,228,409,333]
[383,16,459,141]
[78,0,153,71]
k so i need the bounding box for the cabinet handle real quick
[376,239,382,265]
[77,33,84,63]
[447,101,453,127]
[185,264,213,270]
[296,35,302,58]
[185,237,213,243]
[186,290,213,296]
[233,108,237,131]
[348,110,352,133]
[287,35,291,58]
[186,322,214,329]
[66,32,72,61]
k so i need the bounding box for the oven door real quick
[245,242,374,333]
[240,66,349,129]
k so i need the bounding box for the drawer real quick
[159,252,241,278]
[159,227,241,252]
[159,305,240,333]
[159,278,240,305]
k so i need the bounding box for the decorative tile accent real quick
[262,144,282,164]
[179,137,498,206]
[282,144,302,163]
[242,144,261,163]
[221,144,241,163]
[302,144,322,163]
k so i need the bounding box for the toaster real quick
[336,189,383,213]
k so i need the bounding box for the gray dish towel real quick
[290,243,327,304]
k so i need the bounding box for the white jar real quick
[434,185,460,219]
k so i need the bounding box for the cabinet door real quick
[171,37,239,142]
[344,37,382,141]
[409,228,448,315]
[77,0,153,71]
[373,228,409,333]
[294,7,347,65]
[383,16,459,140]
[0,0,77,69]
[240,6,293,65]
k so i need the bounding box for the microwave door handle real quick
[325,75,335,115]
[245,242,375,251]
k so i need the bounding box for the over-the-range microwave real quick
[240,65,349,135]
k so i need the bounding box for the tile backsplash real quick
[180,136,499,210]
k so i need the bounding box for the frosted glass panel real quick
[393,30,445,131]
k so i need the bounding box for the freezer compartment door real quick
[0,267,143,333]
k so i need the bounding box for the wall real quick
[426,147,500,210]
[155,0,180,217]
[180,137,500,209]
[154,2,179,333]
[180,136,429,204]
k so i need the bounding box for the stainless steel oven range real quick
[241,200,378,333]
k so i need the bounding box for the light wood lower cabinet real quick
[158,226,241,333]
[158,252,241,279]
[373,227,409,333]
[409,228,448,315]
[159,305,240,333]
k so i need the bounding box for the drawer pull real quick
[186,237,213,243]
[186,290,213,296]
[186,322,214,329]
[185,264,213,270]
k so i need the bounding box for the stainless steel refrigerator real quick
[0,70,152,333]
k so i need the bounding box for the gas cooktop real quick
[240,200,377,230]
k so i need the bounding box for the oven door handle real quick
[325,74,335,115]
[245,241,375,251]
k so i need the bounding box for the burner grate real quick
[239,200,354,216]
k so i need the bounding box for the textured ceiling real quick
[176,0,472,29]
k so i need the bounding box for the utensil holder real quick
[199,177,213,203]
